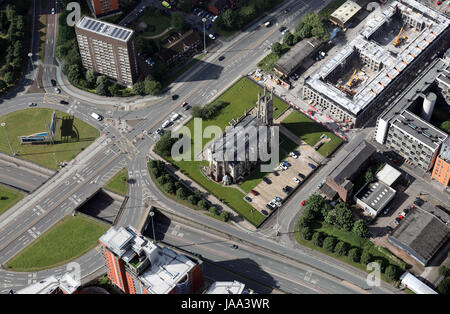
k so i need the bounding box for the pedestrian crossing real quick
[43,93,70,105]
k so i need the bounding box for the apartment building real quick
[75,16,138,86]
[432,138,450,186]
[90,0,119,17]
[99,226,203,294]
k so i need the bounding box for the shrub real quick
[220,211,230,222]
[348,248,361,263]
[163,181,175,194]
[334,241,349,256]
[209,206,219,216]
[360,250,372,265]
[385,265,399,281]
[312,232,323,247]
[176,188,187,200]
[437,277,450,295]
[374,259,386,273]
[188,195,198,205]
[150,167,162,178]
[301,226,313,240]
[322,236,337,252]
[438,265,448,277]
[156,175,166,186]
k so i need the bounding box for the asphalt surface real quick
[0,160,50,193]
[0,0,401,294]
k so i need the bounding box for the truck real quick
[91,112,103,121]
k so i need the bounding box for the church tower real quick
[257,86,274,126]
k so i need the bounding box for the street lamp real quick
[28,52,39,88]
[202,18,207,54]
[1,122,15,157]
[149,211,156,243]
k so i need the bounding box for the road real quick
[0,0,400,294]
[0,159,50,193]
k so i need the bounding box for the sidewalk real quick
[148,146,256,232]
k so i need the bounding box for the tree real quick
[171,12,186,31]
[96,82,109,96]
[220,211,230,222]
[385,265,399,281]
[150,167,162,178]
[133,81,146,95]
[323,236,337,252]
[312,232,323,247]
[360,250,372,265]
[209,206,219,216]
[374,259,386,272]
[437,277,450,295]
[283,31,294,46]
[96,75,109,86]
[334,241,349,256]
[156,175,166,186]
[144,77,162,96]
[271,42,283,56]
[441,120,450,134]
[352,219,369,238]
[438,266,448,277]
[364,169,374,183]
[67,64,81,83]
[221,9,237,29]
[239,5,256,23]
[0,79,7,91]
[154,132,177,157]
[334,202,354,231]
[163,181,175,194]
[188,195,198,205]
[86,69,97,87]
[13,40,22,57]
[3,72,14,84]
[179,0,193,13]
[325,209,336,225]
[108,84,121,97]
[197,199,208,211]
[176,188,187,200]
[348,248,361,263]
[301,226,313,240]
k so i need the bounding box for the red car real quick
[180,102,188,107]
[250,189,259,196]
[398,215,404,220]
[437,0,441,5]
[301,200,306,206]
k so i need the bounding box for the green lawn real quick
[6,215,109,272]
[105,168,129,196]
[0,185,24,216]
[0,109,100,170]
[282,110,342,157]
[137,9,172,37]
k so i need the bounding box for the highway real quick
[0,0,400,294]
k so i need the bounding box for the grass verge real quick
[104,168,128,196]
[39,14,47,61]
[0,185,24,216]
[0,108,100,170]
[6,215,109,272]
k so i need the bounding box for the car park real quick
[289,152,298,159]
[244,196,252,202]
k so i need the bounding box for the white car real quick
[279,164,287,171]
[208,33,216,40]
[162,120,171,128]
[55,87,61,94]
[170,113,181,122]
[51,8,55,14]
[293,177,300,184]
[289,152,298,159]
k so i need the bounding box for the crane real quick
[346,69,359,87]
[393,26,407,46]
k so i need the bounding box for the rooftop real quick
[389,207,449,264]
[376,163,402,186]
[205,281,247,294]
[274,37,322,75]
[355,181,396,213]
[100,226,197,294]
[330,0,362,26]
[328,140,376,185]
[305,0,450,116]
[16,273,80,294]
[76,16,133,42]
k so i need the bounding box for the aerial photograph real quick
[0,0,449,303]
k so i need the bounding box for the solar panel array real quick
[79,16,132,41]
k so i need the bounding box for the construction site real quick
[302,0,450,128]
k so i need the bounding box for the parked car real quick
[156,128,164,135]
[170,113,181,122]
[414,198,423,206]
[59,100,69,105]
[293,177,300,184]
[282,186,292,194]
[273,171,279,176]
[398,214,404,220]
[298,173,305,179]
[279,26,287,33]
[301,200,306,206]
[274,196,281,202]
[208,33,216,40]
[394,217,401,225]
[383,207,391,215]
[279,163,288,171]
[263,177,271,184]
[250,189,259,196]
[29,102,37,107]
[218,56,225,61]
[308,163,315,169]
[206,23,212,30]
[162,120,171,128]
[244,196,252,202]
[51,79,57,86]
[269,200,278,209]
[266,204,274,211]
[51,7,55,14]
[282,161,291,167]
[289,152,298,159]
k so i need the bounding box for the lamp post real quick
[202,18,207,54]
[149,211,156,243]
[1,122,15,157]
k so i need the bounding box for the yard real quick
[6,215,109,272]
[136,7,172,38]
[0,185,24,216]
[282,110,342,157]
[105,168,129,196]
[0,109,100,170]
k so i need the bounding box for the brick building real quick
[90,0,119,17]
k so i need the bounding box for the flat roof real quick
[274,38,322,75]
[378,57,449,150]
[76,16,133,42]
[400,272,437,294]
[376,164,402,186]
[328,140,376,185]
[389,207,449,264]
[16,273,80,294]
[205,281,246,294]
[355,181,396,212]
[330,0,362,25]
[306,0,450,116]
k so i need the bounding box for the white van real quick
[170,113,181,122]
[162,120,171,128]
[91,113,103,121]
[264,21,271,27]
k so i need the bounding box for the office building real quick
[75,16,138,86]
[374,55,449,171]
[99,226,203,294]
[90,0,119,17]
[303,0,450,127]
